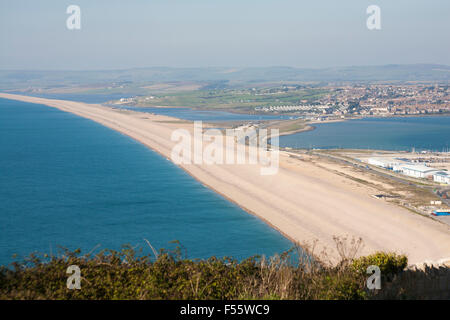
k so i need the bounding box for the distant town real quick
[255,84,449,118]
[110,82,449,121]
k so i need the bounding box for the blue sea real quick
[0,98,293,266]
[279,116,450,151]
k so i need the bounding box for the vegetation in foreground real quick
[0,238,448,300]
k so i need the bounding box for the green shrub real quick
[3,245,441,300]
[315,272,367,300]
[351,252,408,275]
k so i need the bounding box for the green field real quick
[130,86,330,112]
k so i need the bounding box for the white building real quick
[398,164,440,179]
[368,157,390,168]
[392,163,406,172]
[368,157,407,169]
[433,172,450,184]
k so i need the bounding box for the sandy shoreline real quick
[2,93,450,265]
[277,124,315,137]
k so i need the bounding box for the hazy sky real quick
[1,0,449,70]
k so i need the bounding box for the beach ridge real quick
[2,92,450,265]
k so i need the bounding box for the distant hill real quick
[0,64,449,89]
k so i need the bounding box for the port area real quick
[280,148,450,226]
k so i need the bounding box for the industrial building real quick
[367,157,446,181]
[367,157,407,169]
[398,164,440,179]
[433,171,450,184]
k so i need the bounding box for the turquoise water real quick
[0,98,292,266]
[279,116,450,151]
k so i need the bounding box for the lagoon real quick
[279,116,450,151]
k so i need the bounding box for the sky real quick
[0,0,449,70]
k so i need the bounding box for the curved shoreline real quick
[275,113,450,141]
[2,93,450,265]
[278,124,316,137]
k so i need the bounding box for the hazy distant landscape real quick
[1,64,449,92]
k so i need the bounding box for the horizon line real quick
[1,63,449,73]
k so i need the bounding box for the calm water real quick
[0,98,292,266]
[116,106,294,122]
[280,116,450,151]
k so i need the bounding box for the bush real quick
[351,252,408,276]
[3,245,444,300]
[315,272,367,300]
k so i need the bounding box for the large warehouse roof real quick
[400,164,438,173]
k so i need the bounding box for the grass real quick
[130,87,330,112]
[275,119,310,134]
[1,237,448,300]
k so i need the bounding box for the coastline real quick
[277,124,315,137]
[2,93,450,265]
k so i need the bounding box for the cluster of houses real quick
[255,105,329,112]
[367,157,450,184]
